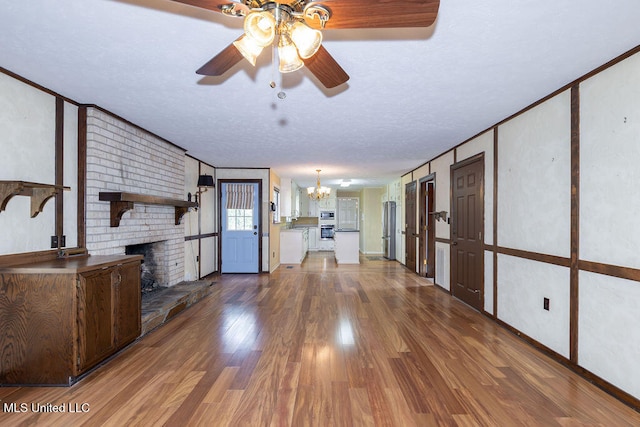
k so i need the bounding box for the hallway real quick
[1,252,638,426]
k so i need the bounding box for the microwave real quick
[319,211,335,220]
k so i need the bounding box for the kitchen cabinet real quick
[280,178,292,217]
[299,189,309,216]
[280,229,308,264]
[281,179,301,219]
[291,181,300,218]
[308,227,318,251]
[308,200,318,217]
[334,231,360,264]
[318,193,337,210]
[0,255,142,385]
[318,238,335,251]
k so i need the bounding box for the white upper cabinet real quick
[280,178,292,217]
[318,191,337,210]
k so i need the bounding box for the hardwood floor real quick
[1,252,639,426]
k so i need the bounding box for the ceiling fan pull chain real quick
[269,36,286,99]
[270,40,277,89]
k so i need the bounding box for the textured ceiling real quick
[1,1,639,189]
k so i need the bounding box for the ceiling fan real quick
[171,0,440,88]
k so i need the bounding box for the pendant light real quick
[307,169,331,200]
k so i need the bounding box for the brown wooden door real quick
[419,179,436,278]
[405,181,417,272]
[78,268,116,372]
[115,262,141,347]
[451,158,484,311]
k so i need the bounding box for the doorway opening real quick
[405,181,417,273]
[419,175,436,278]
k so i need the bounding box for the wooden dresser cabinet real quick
[0,255,142,385]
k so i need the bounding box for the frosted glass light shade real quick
[244,11,276,47]
[290,21,322,59]
[233,35,264,66]
[278,35,304,73]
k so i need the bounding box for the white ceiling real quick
[1,1,639,189]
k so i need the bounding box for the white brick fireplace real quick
[84,107,186,287]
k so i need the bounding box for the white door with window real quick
[221,182,260,273]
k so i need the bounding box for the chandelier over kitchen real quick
[307,169,331,201]
[223,1,329,73]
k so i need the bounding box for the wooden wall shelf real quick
[0,181,70,218]
[98,192,197,227]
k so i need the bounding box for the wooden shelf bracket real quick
[99,192,198,227]
[0,181,70,218]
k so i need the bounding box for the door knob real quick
[253,232,258,235]
[452,241,458,246]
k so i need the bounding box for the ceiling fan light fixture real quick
[290,21,322,59]
[244,11,276,47]
[232,34,264,66]
[278,34,304,73]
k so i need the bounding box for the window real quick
[272,188,281,223]
[227,208,254,231]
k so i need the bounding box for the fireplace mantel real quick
[99,192,198,227]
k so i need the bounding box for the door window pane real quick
[227,209,253,231]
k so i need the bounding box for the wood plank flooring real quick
[1,252,639,426]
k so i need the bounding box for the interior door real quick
[419,178,436,278]
[221,182,260,273]
[451,158,484,310]
[405,181,417,272]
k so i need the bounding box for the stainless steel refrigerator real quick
[382,201,396,260]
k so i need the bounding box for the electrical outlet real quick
[543,297,550,311]
[51,235,58,248]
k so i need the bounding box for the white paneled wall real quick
[0,73,57,254]
[580,53,640,269]
[63,102,79,249]
[577,52,640,399]
[431,152,454,241]
[579,271,640,398]
[498,91,572,258]
[401,46,640,403]
[497,255,571,358]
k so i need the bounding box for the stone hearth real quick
[141,280,214,336]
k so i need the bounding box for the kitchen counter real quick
[280,228,309,264]
[334,230,360,264]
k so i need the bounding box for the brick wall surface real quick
[85,108,186,286]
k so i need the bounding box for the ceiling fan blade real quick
[169,0,231,13]
[303,46,349,89]
[196,39,244,76]
[305,0,440,29]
